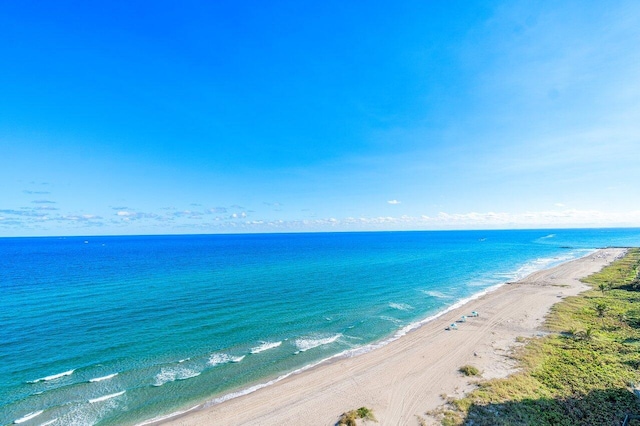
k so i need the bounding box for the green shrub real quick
[337,406,377,425]
[459,365,481,376]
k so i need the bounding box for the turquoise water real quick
[2,229,640,425]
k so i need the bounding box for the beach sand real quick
[162,248,625,426]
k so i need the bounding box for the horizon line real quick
[2,225,640,239]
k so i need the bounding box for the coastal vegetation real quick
[459,365,481,377]
[436,248,640,425]
[337,407,377,425]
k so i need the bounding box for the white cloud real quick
[202,208,640,232]
[116,211,158,220]
[422,209,640,228]
[173,210,203,218]
[387,200,401,205]
[60,214,102,222]
[0,208,48,218]
[207,207,227,214]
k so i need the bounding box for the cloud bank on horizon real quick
[1,1,639,236]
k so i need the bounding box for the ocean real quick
[2,228,640,425]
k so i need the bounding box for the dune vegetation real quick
[337,406,377,425]
[459,365,481,377]
[435,248,640,425]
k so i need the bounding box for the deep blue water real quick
[1,228,640,425]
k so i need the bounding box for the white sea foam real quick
[294,334,342,353]
[89,390,125,403]
[14,410,44,424]
[138,356,342,425]
[29,369,74,383]
[208,353,244,367]
[421,290,450,299]
[153,369,174,387]
[208,354,231,367]
[39,419,57,426]
[178,358,190,363]
[205,357,330,407]
[153,367,201,387]
[55,404,103,426]
[379,316,403,325]
[89,373,118,383]
[511,252,586,281]
[389,302,413,311]
[343,334,364,341]
[179,371,202,380]
[250,341,282,354]
[200,338,394,409]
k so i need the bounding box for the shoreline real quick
[141,272,514,426]
[154,248,625,425]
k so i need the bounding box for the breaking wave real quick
[89,391,125,404]
[153,368,201,387]
[294,334,342,353]
[28,369,74,383]
[389,302,413,311]
[14,410,44,424]
[250,341,282,354]
[89,373,118,383]
[208,353,245,367]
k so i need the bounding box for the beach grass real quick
[437,248,640,425]
[337,406,377,425]
[459,365,481,377]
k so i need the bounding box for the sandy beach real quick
[162,248,625,426]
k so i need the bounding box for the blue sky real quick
[1,1,640,236]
